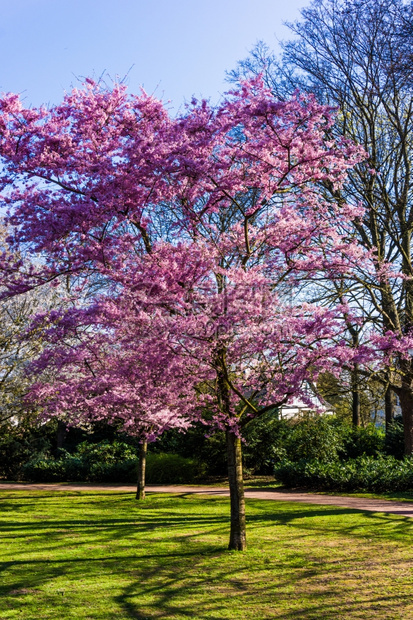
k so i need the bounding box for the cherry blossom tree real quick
[0,76,397,549]
[28,300,194,500]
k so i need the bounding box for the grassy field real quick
[1,490,413,619]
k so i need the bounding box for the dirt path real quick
[1,482,413,518]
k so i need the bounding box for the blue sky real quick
[1,0,308,110]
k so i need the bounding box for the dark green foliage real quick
[280,417,344,463]
[242,414,290,474]
[23,456,139,483]
[384,418,405,459]
[0,420,55,479]
[153,424,228,476]
[272,417,390,463]
[22,440,137,482]
[22,457,67,482]
[21,441,205,484]
[73,440,137,463]
[145,452,207,484]
[274,455,413,493]
[270,417,409,492]
[243,415,395,475]
[0,419,141,480]
[340,424,385,459]
[242,415,386,472]
[3,412,407,487]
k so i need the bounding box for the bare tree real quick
[0,224,65,425]
[230,0,413,452]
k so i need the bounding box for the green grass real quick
[317,490,413,502]
[246,478,413,501]
[1,490,413,619]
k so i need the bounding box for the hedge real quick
[21,441,206,484]
[274,455,413,493]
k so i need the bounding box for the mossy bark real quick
[385,385,396,431]
[226,430,246,551]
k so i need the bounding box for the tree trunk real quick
[351,365,361,427]
[226,430,246,551]
[214,336,246,551]
[398,388,413,456]
[385,385,396,432]
[136,439,147,500]
[56,420,66,449]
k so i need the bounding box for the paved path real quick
[1,482,413,518]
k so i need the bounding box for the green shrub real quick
[153,425,228,477]
[384,418,405,459]
[242,415,290,474]
[274,455,413,492]
[145,452,207,484]
[22,457,68,482]
[340,425,385,459]
[72,440,138,464]
[0,420,55,480]
[21,439,205,484]
[281,417,344,463]
[22,440,138,483]
[89,460,138,483]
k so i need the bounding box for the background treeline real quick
[1,409,409,493]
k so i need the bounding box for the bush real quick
[384,418,405,459]
[242,415,290,474]
[22,457,68,482]
[274,455,413,493]
[340,425,385,459]
[0,420,56,480]
[22,440,138,483]
[281,417,344,463]
[153,425,228,477]
[72,440,138,464]
[154,415,398,479]
[145,452,207,484]
[21,440,206,484]
[89,460,138,483]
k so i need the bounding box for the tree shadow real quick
[2,491,413,619]
[246,499,413,543]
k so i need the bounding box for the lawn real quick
[1,490,413,619]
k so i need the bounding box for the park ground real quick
[1,486,413,619]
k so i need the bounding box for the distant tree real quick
[317,371,386,425]
[230,0,413,451]
[0,223,64,426]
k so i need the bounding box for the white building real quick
[279,383,334,420]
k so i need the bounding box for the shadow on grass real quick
[4,547,410,620]
[116,574,412,620]
[1,492,413,619]
[246,499,413,543]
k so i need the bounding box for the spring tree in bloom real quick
[0,77,395,549]
[28,300,195,500]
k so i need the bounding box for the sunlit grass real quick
[1,489,413,619]
[319,490,413,502]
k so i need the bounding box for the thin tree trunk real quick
[215,333,246,551]
[385,385,396,432]
[136,439,147,500]
[351,365,361,427]
[398,389,413,456]
[226,430,246,551]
